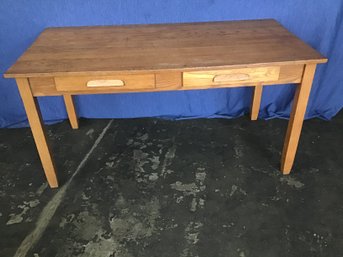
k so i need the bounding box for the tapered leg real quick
[16,78,58,188]
[281,64,317,174]
[250,84,263,120]
[63,94,79,129]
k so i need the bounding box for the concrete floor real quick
[0,112,342,257]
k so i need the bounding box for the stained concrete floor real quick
[0,112,343,257]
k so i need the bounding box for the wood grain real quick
[28,65,306,96]
[155,72,182,89]
[251,84,263,120]
[5,20,328,185]
[183,66,280,88]
[281,64,317,174]
[16,78,58,188]
[63,94,79,129]
[54,74,155,92]
[4,19,326,78]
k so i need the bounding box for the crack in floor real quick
[13,120,114,257]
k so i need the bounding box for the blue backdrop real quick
[1,0,342,128]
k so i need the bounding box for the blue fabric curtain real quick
[1,0,342,128]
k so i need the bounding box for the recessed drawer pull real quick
[213,73,250,83]
[54,74,154,92]
[183,66,281,88]
[86,79,125,87]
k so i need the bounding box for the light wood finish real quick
[28,65,305,96]
[264,65,304,86]
[63,94,79,129]
[183,66,280,88]
[155,72,182,89]
[251,84,263,120]
[29,77,61,96]
[4,20,327,187]
[281,64,317,174]
[55,74,155,92]
[87,79,124,87]
[16,78,58,188]
[4,20,326,79]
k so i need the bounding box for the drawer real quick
[54,74,155,92]
[183,66,280,88]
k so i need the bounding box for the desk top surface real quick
[5,19,327,78]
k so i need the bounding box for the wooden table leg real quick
[281,64,317,174]
[16,78,59,188]
[250,83,263,120]
[63,94,79,129]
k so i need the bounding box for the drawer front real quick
[54,74,155,92]
[183,66,280,88]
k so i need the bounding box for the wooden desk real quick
[4,19,327,188]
